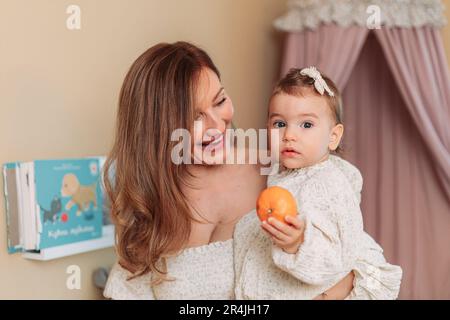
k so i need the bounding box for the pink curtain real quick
[343,33,450,299]
[374,27,450,197]
[280,24,369,88]
[280,25,450,299]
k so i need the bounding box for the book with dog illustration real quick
[3,157,104,252]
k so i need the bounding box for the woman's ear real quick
[329,124,344,151]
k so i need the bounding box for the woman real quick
[103,41,370,299]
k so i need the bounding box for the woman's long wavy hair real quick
[103,41,220,285]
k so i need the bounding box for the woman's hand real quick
[261,215,305,254]
[313,271,355,300]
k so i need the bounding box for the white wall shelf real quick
[22,225,115,261]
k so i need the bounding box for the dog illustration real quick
[61,173,97,217]
[41,196,62,224]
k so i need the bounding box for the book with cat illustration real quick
[3,157,106,253]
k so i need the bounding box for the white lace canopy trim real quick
[274,0,447,32]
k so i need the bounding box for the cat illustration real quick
[60,173,97,217]
[41,196,62,224]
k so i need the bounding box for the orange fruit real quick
[256,186,297,223]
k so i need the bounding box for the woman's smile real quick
[202,133,224,152]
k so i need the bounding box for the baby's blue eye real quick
[301,122,313,129]
[273,120,286,128]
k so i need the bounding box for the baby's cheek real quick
[310,131,329,150]
[268,130,282,155]
[302,140,323,162]
[314,142,329,158]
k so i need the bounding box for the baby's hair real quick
[271,67,344,154]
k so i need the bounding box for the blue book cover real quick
[35,158,103,249]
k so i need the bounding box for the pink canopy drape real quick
[281,24,369,88]
[280,24,450,299]
[375,27,450,196]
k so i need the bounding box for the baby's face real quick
[268,93,343,169]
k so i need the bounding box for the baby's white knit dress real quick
[233,155,402,300]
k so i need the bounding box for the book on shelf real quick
[2,156,114,259]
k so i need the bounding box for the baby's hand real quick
[261,215,305,254]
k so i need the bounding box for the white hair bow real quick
[300,66,334,97]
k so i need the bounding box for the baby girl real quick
[233,67,403,300]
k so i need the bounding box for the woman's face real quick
[191,67,234,165]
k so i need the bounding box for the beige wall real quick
[0,0,286,299]
[0,0,449,300]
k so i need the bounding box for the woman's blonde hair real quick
[103,41,220,285]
